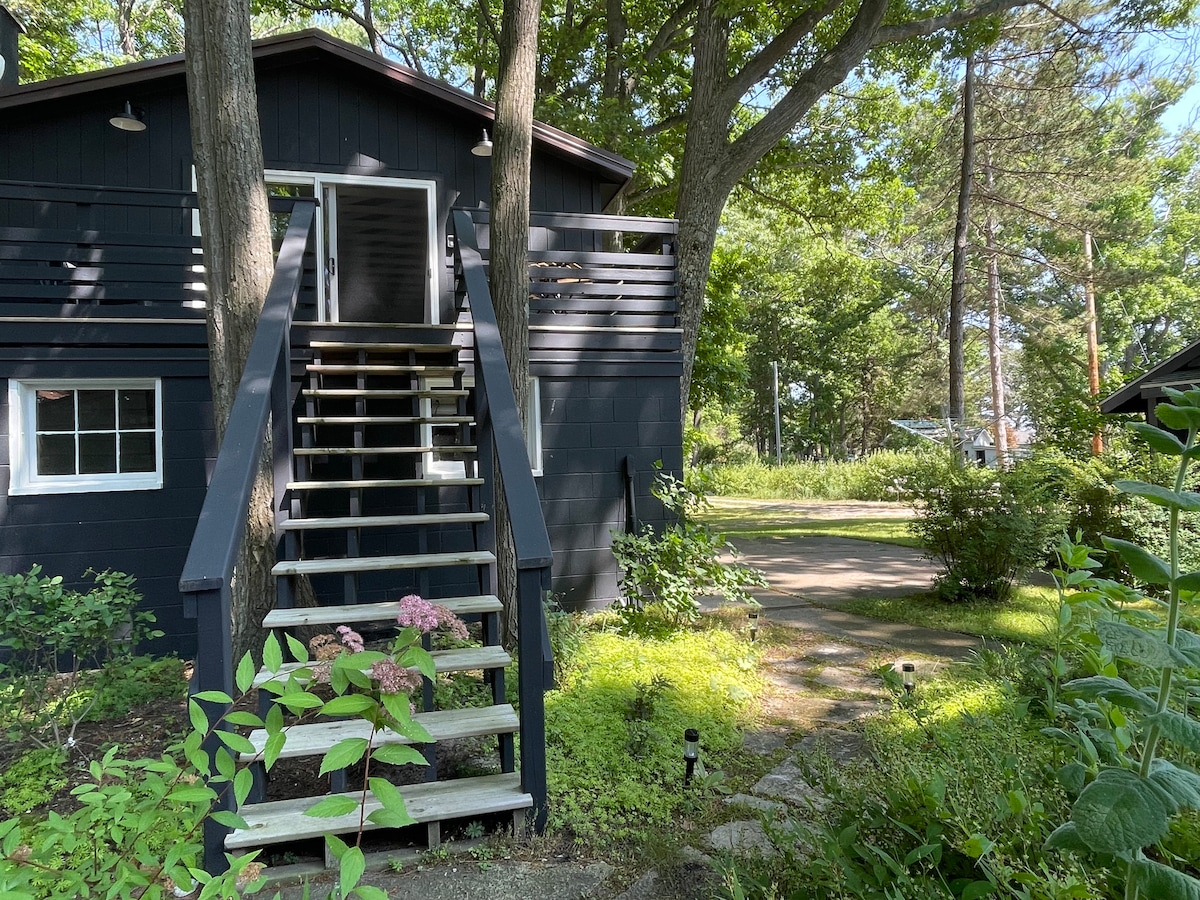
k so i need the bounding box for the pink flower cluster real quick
[370,657,422,695]
[395,594,469,641]
[337,625,365,652]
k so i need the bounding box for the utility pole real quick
[772,361,782,465]
[1084,230,1103,456]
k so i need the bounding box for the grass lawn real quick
[698,498,920,548]
[838,583,1061,646]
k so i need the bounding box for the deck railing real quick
[177,198,318,872]
[450,209,555,831]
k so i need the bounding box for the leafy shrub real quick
[612,468,766,628]
[0,567,162,750]
[545,627,760,844]
[908,460,1063,603]
[709,448,947,501]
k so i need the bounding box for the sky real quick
[1140,25,1200,133]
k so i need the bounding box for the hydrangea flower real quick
[336,625,365,652]
[395,594,468,641]
[370,657,422,694]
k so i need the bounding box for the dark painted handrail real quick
[177,198,316,873]
[451,208,554,832]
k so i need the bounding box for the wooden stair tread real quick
[253,645,512,688]
[293,445,477,456]
[272,550,495,577]
[297,415,473,425]
[310,341,458,353]
[240,704,518,761]
[264,594,501,627]
[305,364,462,374]
[287,477,483,490]
[302,389,469,398]
[226,773,530,849]
[280,512,488,531]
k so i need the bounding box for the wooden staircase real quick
[226,332,533,863]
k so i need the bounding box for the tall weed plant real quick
[1042,390,1200,899]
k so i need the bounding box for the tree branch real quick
[874,0,1033,44]
[719,0,847,110]
[644,0,700,65]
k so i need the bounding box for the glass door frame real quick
[265,170,440,324]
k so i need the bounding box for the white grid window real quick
[8,379,164,495]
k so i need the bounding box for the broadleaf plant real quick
[1047,391,1200,899]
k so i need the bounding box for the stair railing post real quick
[192,584,235,874]
[516,564,548,831]
[271,339,295,610]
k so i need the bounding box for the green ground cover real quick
[838,584,1060,647]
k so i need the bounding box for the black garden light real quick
[683,728,700,785]
[901,662,916,694]
[748,610,760,642]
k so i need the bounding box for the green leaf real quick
[1156,401,1200,433]
[1149,759,1200,811]
[366,807,416,829]
[263,732,286,771]
[1129,422,1185,455]
[275,692,325,712]
[1176,572,1200,592]
[319,737,370,776]
[1056,762,1087,796]
[215,730,257,755]
[234,767,254,806]
[192,690,234,705]
[1129,858,1200,900]
[235,652,256,694]
[340,846,366,897]
[320,695,377,717]
[188,699,211,735]
[353,887,390,900]
[1100,537,1170,585]
[1070,768,1177,853]
[1062,676,1157,715]
[263,632,283,673]
[1095,621,1190,668]
[1113,481,1200,512]
[286,633,310,664]
[305,795,359,818]
[209,810,250,831]
[961,882,995,900]
[370,744,427,766]
[1044,821,1090,853]
[215,747,236,780]
[398,646,436,681]
[167,786,215,804]
[1146,710,1200,754]
[368,777,415,826]
[224,711,265,728]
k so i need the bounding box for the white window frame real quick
[422,376,542,478]
[7,379,164,495]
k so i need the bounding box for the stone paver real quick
[724,793,788,814]
[796,729,868,765]
[750,758,828,809]
[812,665,885,695]
[706,821,777,856]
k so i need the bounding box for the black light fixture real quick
[901,662,916,694]
[471,128,493,157]
[109,101,146,133]
[748,610,760,642]
[683,728,699,785]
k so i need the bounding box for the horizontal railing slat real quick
[0,226,200,249]
[530,265,677,282]
[527,281,675,298]
[0,179,197,208]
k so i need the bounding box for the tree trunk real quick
[1084,230,1103,455]
[490,0,540,645]
[183,0,276,664]
[984,153,1008,468]
[949,54,976,432]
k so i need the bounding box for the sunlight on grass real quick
[840,585,1060,646]
[698,499,919,548]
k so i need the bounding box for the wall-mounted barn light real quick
[471,129,493,157]
[109,101,147,132]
